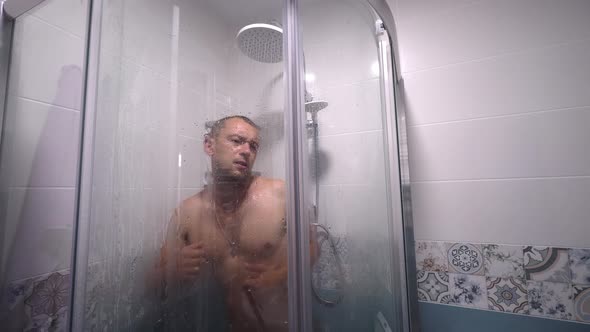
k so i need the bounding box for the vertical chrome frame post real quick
[0,0,12,148]
[377,29,416,332]
[372,0,419,329]
[284,0,313,331]
[69,0,102,330]
[0,1,14,289]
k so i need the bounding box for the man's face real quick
[205,118,260,179]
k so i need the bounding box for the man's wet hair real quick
[207,115,260,138]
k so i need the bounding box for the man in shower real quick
[155,115,315,332]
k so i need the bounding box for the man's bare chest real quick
[186,201,285,260]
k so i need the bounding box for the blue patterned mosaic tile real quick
[573,285,590,323]
[446,243,484,276]
[569,249,590,285]
[483,244,524,278]
[416,241,448,272]
[487,277,528,314]
[524,246,571,283]
[417,270,451,304]
[527,281,574,320]
[449,273,487,309]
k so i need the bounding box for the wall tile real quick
[524,247,571,283]
[316,79,382,137]
[446,243,484,276]
[30,0,89,38]
[412,179,590,248]
[317,131,386,186]
[417,271,451,304]
[397,0,590,73]
[4,97,80,188]
[527,281,574,320]
[120,0,173,77]
[9,14,84,110]
[301,0,380,87]
[449,273,487,309]
[483,244,524,278]
[408,107,590,182]
[416,241,448,272]
[403,40,590,126]
[573,285,590,323]
[487,277,529,314]
[318,184,389,240]
[569,249,590,285]
[4,188,75,281]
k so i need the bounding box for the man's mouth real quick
[234,160,248,169]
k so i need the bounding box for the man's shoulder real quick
[254,176,286,195]
[177,189,209,214]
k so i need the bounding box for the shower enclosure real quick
[0,0,416,331]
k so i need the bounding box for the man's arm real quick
[150,208,205,298]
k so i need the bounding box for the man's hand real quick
[177,242,206,281]
[243,262,287,290]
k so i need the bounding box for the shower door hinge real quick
[375,19,386,35]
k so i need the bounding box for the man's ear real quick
[204,134,215,156]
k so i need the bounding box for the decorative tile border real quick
[416,241,448,272]
[446,243,484,275]
[416,241,590,325]
[487,277,528,314]
[417,271,451,303]
[1,270,70,331]
[449,273,487,308]
[570,249,590,285]
[524,246,571,282]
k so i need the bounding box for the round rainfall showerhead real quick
[305,100,328,113]
[237,23,283,63]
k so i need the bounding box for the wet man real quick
[156,115,315,332]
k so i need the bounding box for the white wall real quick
[388,0,590,247]
[0,0,87,283]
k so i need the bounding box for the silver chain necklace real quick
[213,200,240,257]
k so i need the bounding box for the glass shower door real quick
[296,0,409,331]
[0,0,90,330]
[74,0,291,330]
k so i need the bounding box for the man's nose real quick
[238,144,251,156]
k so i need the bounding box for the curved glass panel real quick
[0,0,89,329]
[83,0,289,330]
[298,0,399,330]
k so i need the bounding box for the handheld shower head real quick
[305,100,328,114]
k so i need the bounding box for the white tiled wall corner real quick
[408,106,590,182]
[8,14,85,111]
